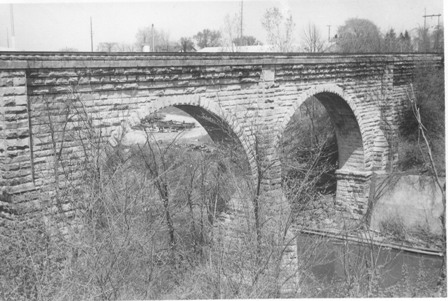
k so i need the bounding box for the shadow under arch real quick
[313,91,365,171]
[277,83,407,233]
[277,83,396,223]
[173,104,242,145]
[110,95,257,183]
[277,83,390,172]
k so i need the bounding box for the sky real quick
[0,0,444,51]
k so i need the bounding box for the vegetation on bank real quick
[398,63,445,174]
[1,135,444,300]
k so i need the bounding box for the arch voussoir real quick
[276,83,394,224]
[277,83,389,172]
[108,93,258,184]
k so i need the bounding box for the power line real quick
[240,0,243,40]
[423,13,442,28]
[10,4,14,36]
[152,24,155,52]
[90,17,93,52]
[10,4,15,49]
[423,14,441,21]
[423,9,442,51]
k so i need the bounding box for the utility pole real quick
[152,24,155,52]
[423,8,426,31]
[240,0,243,40]
[6,27,9,48]
[436,14,441,51]
[423,9,441,51]
[326,25,331,42]
[90,17,94,52]
[10,4,15,50]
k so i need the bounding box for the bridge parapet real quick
[0,51,441,70]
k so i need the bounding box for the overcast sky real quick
[0,0,444,51]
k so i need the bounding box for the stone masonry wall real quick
[0,52,442,223]
[0,69,34,219]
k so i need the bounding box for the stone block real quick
[0,53,441,236]
[0,78,13,87]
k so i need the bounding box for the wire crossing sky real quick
[0,0,444,51]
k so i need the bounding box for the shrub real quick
[398,63,445,174]
[0,216,68,301]
[379,215,407,240]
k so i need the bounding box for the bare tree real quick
[432,25,444,53]
[135,26,174,52]
[179,37,195,52]
[302,23,325,52]
[136,132,183,259]
[96,42,118,52]
[398,31,413,52]
[114,43,138,52]
[261,7,296,52]
[221,13,239,51]
[413,25,444,53]
[221,13,262,51]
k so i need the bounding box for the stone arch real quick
[277,83,389,172]
[109,94,258,182]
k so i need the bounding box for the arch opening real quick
[173,105,242,146]
[122,103,253,177]
[103,102,257,270]
[280,91,366,226]
[107,103,255,244]
[281,96,338,196]
[313,92,365,172]
[146,104,254,178]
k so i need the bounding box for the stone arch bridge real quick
[0,52,442,229]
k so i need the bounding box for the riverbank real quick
[123,113,210,146]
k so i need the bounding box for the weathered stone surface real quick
[0,52,442,246]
